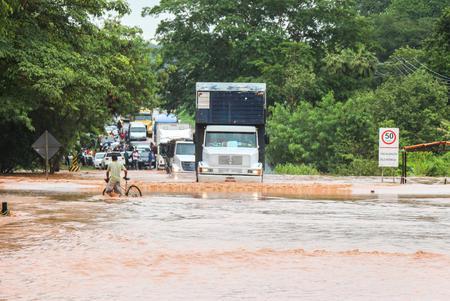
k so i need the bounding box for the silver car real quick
[94,152,106,169]
[102,152,125,169]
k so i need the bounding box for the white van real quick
[128,122,147,141]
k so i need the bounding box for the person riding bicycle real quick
[105,154,128,196]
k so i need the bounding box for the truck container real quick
[151,113,177,143]
[195,82,266,182]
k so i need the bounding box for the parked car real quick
[136,145,154,169]
[102,152,125,169]
[104,125,118,136]
[94,152,106,169]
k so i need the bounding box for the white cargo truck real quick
[155,123,192,169]
[195,82,267,182]
[165,139,195,173]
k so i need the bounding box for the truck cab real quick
[134,110,152,137]
[197,125,262,182]
[166,139,195,172]
[195,82,266,182]
[127,122,147,141]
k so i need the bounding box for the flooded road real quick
[1,191,450,300]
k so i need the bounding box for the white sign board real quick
[378,128,399,167]
[197,91,210,109]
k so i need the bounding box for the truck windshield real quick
[176,143,195,155]
[131,127,146,132]
[205,132,257,148]
[135,115,151,121]
[95,153,105,159]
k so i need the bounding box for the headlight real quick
[199,167,213,173]
[248,169,262,176]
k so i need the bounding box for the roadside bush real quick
[407,152,450,176]
[274,163,320,175]
[267,93,343,172]
[334,158,381,176]
[0,121,37,173]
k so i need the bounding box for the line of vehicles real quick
[98,82,267,182]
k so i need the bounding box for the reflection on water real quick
[1,192,450,300]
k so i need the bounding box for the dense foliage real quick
[0,0,159,172]
[147,0,450,175]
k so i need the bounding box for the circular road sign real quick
[381,129,397,145]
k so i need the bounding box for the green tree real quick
[356,0,391,16]
[250,41,322,106]
[425,7,450,79]
[0,0,159,172]
[267,93,343,171]
[145,0,369,110]
[323,44,378,100]
[369,70,448,145]
[369,0,450,59]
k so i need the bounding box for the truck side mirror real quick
[265,135,270,145]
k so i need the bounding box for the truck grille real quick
[218,155,243,166]
[218,168,246,174]
[181,161,195,171]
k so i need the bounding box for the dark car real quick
[137,146,154,169]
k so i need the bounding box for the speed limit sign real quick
[379,128,399,148]
[379,128,399,167]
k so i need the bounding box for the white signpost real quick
[378,128,399,182]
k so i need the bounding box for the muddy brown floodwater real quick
[0,172,450,300]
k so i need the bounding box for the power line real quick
[396,57,450,85]
[396,57,416,74]
[394,57,413,75]
[375,70,389,77]
[393,63,408,77]
[376,59,450,87]
[412,57,450,81]
[401,57,450,83]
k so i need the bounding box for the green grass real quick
[334,159,381,176]
[273,152,449,177]
[407,152,449,176]
[274,163,320,175]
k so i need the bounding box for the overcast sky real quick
[121,0,164,42]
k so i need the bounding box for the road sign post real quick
[45,131,49,179]
[379,128,399,183]
[32,130,61,179]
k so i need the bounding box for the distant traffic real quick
[70,108,194,174]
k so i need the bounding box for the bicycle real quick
[102,177,142,197]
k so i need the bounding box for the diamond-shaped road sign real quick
[32,130,61,159]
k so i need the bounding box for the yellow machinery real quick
[133,109,153,137]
